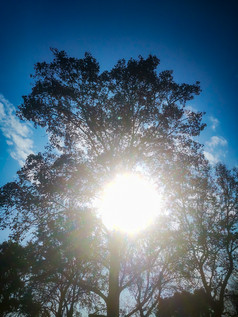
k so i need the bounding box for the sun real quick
[98,173,161,234]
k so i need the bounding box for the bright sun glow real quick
[98,173,161,234]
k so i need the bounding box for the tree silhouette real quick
[2,49,235,317]
[157,289,212,317]
[168,164,238,317]
[0,241,41,316]
[226,276,238,316]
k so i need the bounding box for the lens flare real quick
[98,173,161,233]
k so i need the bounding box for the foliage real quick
[170,164,238,317]
[0,241,41,316]
[0,50,237,316]
[157,289,212,317]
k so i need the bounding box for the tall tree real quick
[0,49,206,316]
[170,164,238,317]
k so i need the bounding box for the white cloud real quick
[204,151,219,164]
[205,136,227,148]
[204,135,228,165]
[209,116,219,131]
[0,103,6,117]
[0,95,34,166]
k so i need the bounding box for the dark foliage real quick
[0,241,41,316]
[157,289,212,317]
[0,50,236,317]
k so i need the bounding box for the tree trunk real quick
[107,232,121,317]
[212,302,223,317]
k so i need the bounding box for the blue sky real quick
[0,0,238,187]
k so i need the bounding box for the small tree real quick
[157,289,212,317]
[0,241,41,316]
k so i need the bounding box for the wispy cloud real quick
[204,135,228,164]
[185,105,198,113]
[209,116,219,131]
[0,95,34,166]
[203,151,219,164]
[205,136,227,148]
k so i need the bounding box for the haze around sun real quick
[98,173,162,234]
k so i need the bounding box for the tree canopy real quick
[0,50,237,317]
